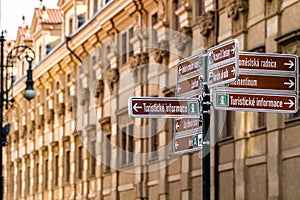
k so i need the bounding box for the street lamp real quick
[0,31,35,199]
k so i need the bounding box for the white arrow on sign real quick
[178,66,182,74]
[284,99,295,108]
[231,66,236,75]
[284,79,295,88]
[176,122,180,130]
[175,141,179,150]
[284,60,295,69]
[133,103,142,112]
[231,45,235,54]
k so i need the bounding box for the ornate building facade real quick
[3,0,300,199]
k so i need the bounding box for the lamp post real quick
[0,32,35,199]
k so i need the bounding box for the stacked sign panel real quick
[213,52,299,113]
[174,53,203,154]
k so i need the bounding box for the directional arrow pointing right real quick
[284,79,295,88]
[284,99,295,108]
[284,60,295,69]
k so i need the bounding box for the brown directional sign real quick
[176,53,203,98]
[239,52,298,72]
[208,62,237,88]
[177,54,202,78]
[228,74,297,92]
[174,133,202,154]
[207,39,239,88]
[208,39,239,67]
[128,97,200,118]
[177,74,202,96]
[175,118,202,135]
[213,91,298,113]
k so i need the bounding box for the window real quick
[18,168,22,197]
[65,150,70,182]
[121,124,134,166]
[77,14,84,27]
[54,155,59,187]
[9,165,14,197]
[105,134,111,172]
[93,0,98,14]
[197,0,205,16]
[46,43,51,54]
[150,119,159,159]
[44,159,49,189]
[173,0,180,31]
[121,32,128,64]
[89,141,96,177]
[38,45,42,61]
[77,146,83,179]
[105,0,112,4]
[35,163,39,192]
[68,18,73,35]
[222,111,234,138]
[258,112,266,127]
[121,29,134,65]
[26,165,30,195]
[151,13,158,44]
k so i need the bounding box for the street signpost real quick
[128,97,200,118]
[128,40,300,200]
[174,133,202,154]
[214,91,297,113]
[207,39,239,88]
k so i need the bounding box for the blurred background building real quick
[2,0,300,199]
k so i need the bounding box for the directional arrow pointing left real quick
[133,103,142,112]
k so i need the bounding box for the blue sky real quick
[0,0,58,40]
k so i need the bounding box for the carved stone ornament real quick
[94,79,104,98]
[154,40,170,64]
[37,114,44,128]
[129,54,140,83]
[140,52,149,65]
[104,68,119,94]
[175,27,192,51]
[80,88,89,105]
[20,125,27,139]
[67,96,75,111]
[57,103,66,116]
[200,11,215,37]
[45,109,54,124]
[227,0,248,20]
[99,116,111,133]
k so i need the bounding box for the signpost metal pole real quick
[202,51,211,200]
